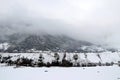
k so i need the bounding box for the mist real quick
[0,0,120,49]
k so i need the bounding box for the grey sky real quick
[0,0,120,48]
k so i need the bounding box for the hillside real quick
[0,33,116,53]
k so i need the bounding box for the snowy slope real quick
[0,52,120,65]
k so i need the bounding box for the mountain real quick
[0,33,112,53]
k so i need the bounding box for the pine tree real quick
[61,53,73,67]
[73,54,79,66]
[54,53,60,62]
[38,54,44,67]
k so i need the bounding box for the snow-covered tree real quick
[38,54,44,67]
[54,53,60,62]
[61,53,73,67]
[73,54,79,66]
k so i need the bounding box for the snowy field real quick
[0,64,120,80]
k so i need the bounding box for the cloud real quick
[0,0,120,48]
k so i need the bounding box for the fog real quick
[0,0,120,48]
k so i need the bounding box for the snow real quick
[0,42,10,50]
[0,65,120,80]
[99,52,120,63]
[0,52,120,80]
[0,52,120,64]
[81,45,106,52]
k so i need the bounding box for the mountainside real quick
[0,33,114,53]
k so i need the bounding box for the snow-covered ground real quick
[0,65,120,80]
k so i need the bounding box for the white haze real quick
[0,0,120,49]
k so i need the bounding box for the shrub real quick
[106,62,111,66]
[7,60,14,66]
[1,56,12,63]
[81,63,87,67]
[46,62,51,67]
[87,63,97,67]
[15,57,33,66]
[111,62,114,66]
[61,59,73,67]
[51,61,60,66]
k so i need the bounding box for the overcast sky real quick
[0,0,120,48]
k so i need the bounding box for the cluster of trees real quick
[0,53,119,67]
[0,53,72,67]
